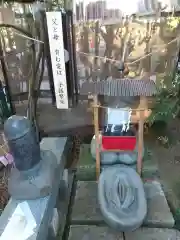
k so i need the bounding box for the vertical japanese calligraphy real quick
[46,12,68,109]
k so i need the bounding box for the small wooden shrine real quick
[79,78,157,179]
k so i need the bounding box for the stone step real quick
[68,226,180,240]
[68,225,124,240]
[71,181,174,228]
[125,228,180,240]
[76,144,159,181]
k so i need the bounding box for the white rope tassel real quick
[111,124,115,133]
[121,117,127,132]
[127,108,132,131]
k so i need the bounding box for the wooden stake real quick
[93,95,100,180]
[137,96,146,176]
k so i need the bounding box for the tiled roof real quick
[79,79,157,97]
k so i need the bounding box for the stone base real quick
[0,137,69,240]
[8,150,58,200]
[76,144,159,181]
[125,227,180,240]
[68,226,180,240]
[68,225,124,240]
[71,181,174,228]
[144,180,174,227]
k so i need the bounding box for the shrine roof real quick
[79,79,157,97]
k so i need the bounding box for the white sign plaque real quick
[46,11,68,109]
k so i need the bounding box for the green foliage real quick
[48,0,64,10]
[167,17,180,29]
[148,72,180,126]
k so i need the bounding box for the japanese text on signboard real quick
[52,17,65,106]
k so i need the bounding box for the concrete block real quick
[144,180,174,228]
[125,227,180,240]
[68,225,124,240]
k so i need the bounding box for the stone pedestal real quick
[76,144,159,181]
[71,181,174,228]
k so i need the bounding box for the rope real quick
[7,24,178,68]
[13,32,44,44]
[92,104,150,111]
[0,20,178,71]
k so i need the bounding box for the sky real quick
[106,0,140,13]
[75,0,174,14]
[78,0,140,13]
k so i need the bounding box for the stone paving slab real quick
[125,227,180,240]
[144,180,174,227]
[71,181,174,228]
[57,171,75,238]
[48,171,75,240]
[68,225,124,240]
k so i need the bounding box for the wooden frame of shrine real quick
[80,78,157,179]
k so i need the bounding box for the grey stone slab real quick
[57,171,75,239]
[125,228,180,240]
[48,170,75,240]
[71,181,174,228]
[144,180,174,228]
[40,137,68,165]
[68,225,124,240]
[71,181,101,223]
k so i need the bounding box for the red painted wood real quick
[102,136,136,151]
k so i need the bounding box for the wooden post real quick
[93,95,100,180]
[137,96,146,176]
[93,21,99,82]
